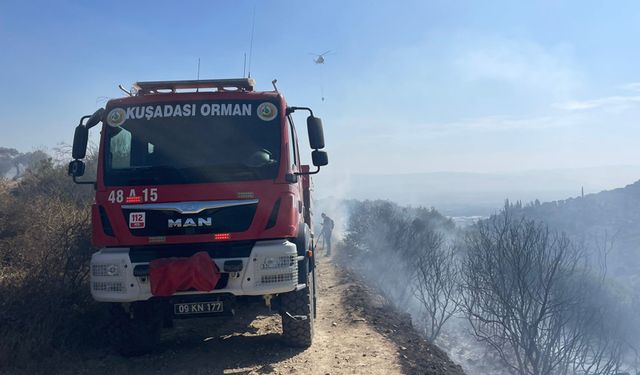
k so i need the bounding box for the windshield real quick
[103,100,281,186]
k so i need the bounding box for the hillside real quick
[510,179,640,288]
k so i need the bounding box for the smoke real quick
[334,200,499,374]
[334,199,640,375]
[313,167,355,241]
[335,200,458,331]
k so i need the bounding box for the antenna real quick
[243,53,247,78]
[196,58,201,92]
[247,5,256,78]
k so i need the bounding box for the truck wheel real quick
[109,302,163,356]
[280,270,315,348]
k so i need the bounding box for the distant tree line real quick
[0,147,49,178]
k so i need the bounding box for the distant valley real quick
[316,165,640,216]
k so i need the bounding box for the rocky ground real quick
[8,251,465,375]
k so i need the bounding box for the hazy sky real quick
[2,1,640,178]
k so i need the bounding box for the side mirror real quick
[86,108,105,128]
[72,108,104,160]
[307,116,325,150]
[312,150,328,167]
[72,125,89,159]
[68,160,86,177]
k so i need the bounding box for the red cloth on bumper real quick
[149,251,220,296]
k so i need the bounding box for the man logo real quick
[168,217,212,228]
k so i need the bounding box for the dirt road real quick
[43,256,463,375]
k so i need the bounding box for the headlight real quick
[261,256,294,270]
[92,263,121,277]
[106,264,119,276]
[92,281,125,293]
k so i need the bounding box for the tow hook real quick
[263,294,273,310]
[284,311,308,321]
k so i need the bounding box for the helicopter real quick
[310,50,334,64]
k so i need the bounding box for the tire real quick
[280,270,315,348]
[312,267,317,317]
[109,301,163,356]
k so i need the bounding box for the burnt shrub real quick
[340,200,460,341]
[0,158,103,368]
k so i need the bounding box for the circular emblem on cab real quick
[257,102,278,121]
[106,108,126,127]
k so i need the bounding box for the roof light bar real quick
[133,78,256,95]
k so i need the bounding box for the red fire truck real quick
[68,78,328,355]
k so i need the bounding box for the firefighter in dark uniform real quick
[320,213,334,256]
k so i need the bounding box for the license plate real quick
[174,301,223,315]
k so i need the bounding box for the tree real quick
[412,228,461,341]
[462,208,624,375]
[343,200,456,312]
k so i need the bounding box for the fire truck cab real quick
[68,78,328,355]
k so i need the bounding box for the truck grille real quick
[129,240,255,263]
[122,202,258,237]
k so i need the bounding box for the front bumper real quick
[90,239,301,302]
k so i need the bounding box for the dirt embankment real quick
[12,253,465,375]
